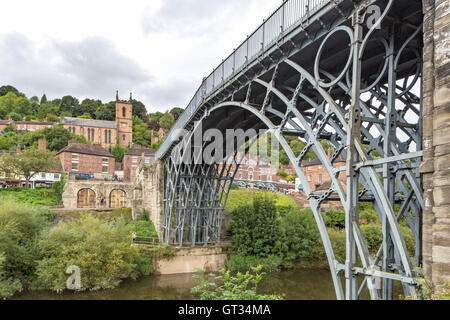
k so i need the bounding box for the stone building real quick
[62,92,133,149]
[123,145,156,181]
[57,142,115,176]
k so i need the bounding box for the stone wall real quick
[131,160,163,240]
[420,0,450,285]
[152,247,227,275]
[62,180,134,209]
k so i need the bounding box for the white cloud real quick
[0,0,277,112]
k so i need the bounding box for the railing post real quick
[262,21,265,51]
[281,2,285,33]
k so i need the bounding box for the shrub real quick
[281,208,322,265]
[191,265,283,300]
[227,255,283,273]
[36,216,141,292]
[360,224,383,252]
[326,228,346,264]
[230,182,240,190]
[229,195,286,257]
[324,209,345,229]
[136,209,149,221]
[0,198,50,298]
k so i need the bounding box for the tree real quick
[40,94,48,105]
[133,116,152,147]
[0,148,60,188]
[147,120,160,131]
[131,100,147,119]
[110,142,129,162]
[0,85,25,97]
[95,101,115,121]
[159,112,175,130]
[170,107,184,121]
[74,99,101,118]
[59,95,80,116]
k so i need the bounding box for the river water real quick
[14,269,404,300]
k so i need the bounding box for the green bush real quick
[360,224,383,252]
[136,209,149,221]
[326,228,346,264]
[227,255,283,273]
[36,216,141,292]
[134,253,154,276]
[191,265,283,300]
[229,195,286,257]
[230,182,240,190]
[324,209,345,229]
[281,208,322,265]
[0,198,50,298]
[225,189,296,212]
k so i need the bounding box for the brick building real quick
[57,142,115,176]
[123,145,156,181]
[62,92,133,149]
[301,152,346,191]
[0,119,55,132]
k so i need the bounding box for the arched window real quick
[108,130,111,143]
[91,128,95,141]
[105,130,108,144]
[87,128,91,141]
[122,107,126,117]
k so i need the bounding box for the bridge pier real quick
[420,0,450,285]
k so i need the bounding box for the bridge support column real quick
[420,0,450,285]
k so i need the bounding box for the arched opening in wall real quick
[77,188,95,208]
[110,189,126,208]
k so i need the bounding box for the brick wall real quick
[58,152,115,175]
[420,0,450,285]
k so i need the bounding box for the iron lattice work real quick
[159,0,424,300]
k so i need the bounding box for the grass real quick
[0,187,60,206]
[225,189,296,211]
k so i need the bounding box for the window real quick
[54,174,60,179]
[318,165,323,169]
[132,157,138,164]
[318,174,322,184]
[105,130,108,144]
[308,167,312,171]
[88,128,91,141]
[122,107,126,117]
[41,173,46,178]
[268,175,272,182]
[108,130,111,144]
[308,175,312,182]
[239,173,242,179]
[91,128,95,141]
[71,154,79,171]
[123,134,126,141]
[144,157,151,165]
[102,157,109,173]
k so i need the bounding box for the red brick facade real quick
[57,143,115,175]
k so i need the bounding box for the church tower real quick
[115,91,133,148]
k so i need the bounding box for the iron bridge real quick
[155,0,424,300]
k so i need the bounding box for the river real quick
[13,269,404,300]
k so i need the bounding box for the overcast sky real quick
[0,0,279,113]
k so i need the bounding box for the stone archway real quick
[110,189,126,208]
[77,188,95,208]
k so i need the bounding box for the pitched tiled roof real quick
[57,143,114,157]
[15,121,55,125]
[125,146,156,156]
[62,117,117,129]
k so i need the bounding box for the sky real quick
[0,0,279,113]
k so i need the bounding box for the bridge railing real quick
[156,0,329,159]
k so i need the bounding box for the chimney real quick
[38,138,47,151]
[129,92,133,101]
[16,144,21,154]
[116,90,119,101]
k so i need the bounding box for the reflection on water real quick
[14,269,403,300]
